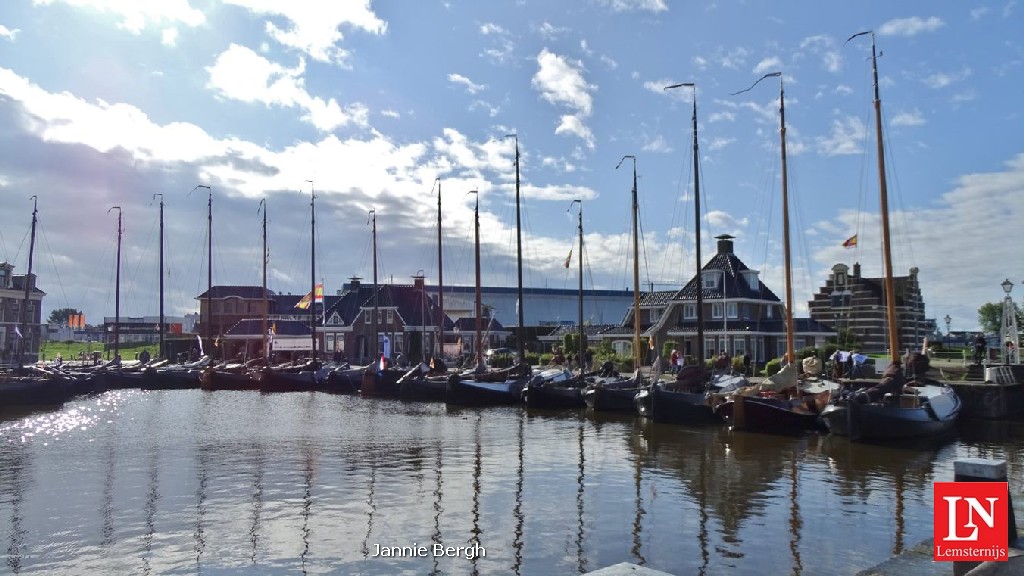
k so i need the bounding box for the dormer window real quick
[702,271,718,290]
[683,304,696,319]
[711,302,724,319]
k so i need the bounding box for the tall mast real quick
[370,209,379,360]
[18,197,38,369]
[259,199,268,361]
[470,190,482,371]
[505,134,526,362]
[155,193,165,360]
[307,180,317,361]
[666,83,705,365]
[435,178,445,360]
[569,199,584,371]
[108,206,122,364]
[850,31,899,362]
[778,76,795,365]
[617,156,642,370]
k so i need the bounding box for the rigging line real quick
[37,221,72,313]
[880,104,916,270]
[124,209,159,317]
[11,225,29,270]
[0,216,8,263]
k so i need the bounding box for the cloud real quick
[642,135,671,153]
[537,21,567,39]
[223,0,387,65]
[380,109,400,119]
[0,24,19,41]
[708,137,735,150]
[816,116,866,156]
[206,44,368,132]
[753,56,782,75]
[596,0,668,12]
[708,111,735,123]
[448,73,486,95]
[890,110,926,127]
[479,22,507,35]
[970,7,990,19]
[878,16,945,37]
[923,67,972,89]
[33,0,205,33]
[600,55,618,69]
[532,49,596,147]
[161,27,178,47]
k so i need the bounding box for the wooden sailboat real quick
[97,206,147,390]
[358,209,407,398]
[634,82,725,426]
[714,72,840,433]
[258,184,322,393]
[584,155,647,412]
[523,199,585,409]
[819,32,960,440]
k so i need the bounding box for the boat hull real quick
[445,375,524,406]
[717,394,825,433]
[256,369,318,393]
[200,369,257,391]
[634,384,722,426]
[142,368,201,390]
[398,376,448,402]
[523,383,584,409]
[583,385,639,412]
[821,387,961,441]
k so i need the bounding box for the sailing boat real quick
[819,32,960,440]
[358,209,408,398]
[257,184,322,393]
[522,199,585,409]
[201,199,270,391]
[634,82,734,425]
[584,155,648,411]
[98,205,150,390]
[714,72,840,433]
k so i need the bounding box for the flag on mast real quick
[295,283,324,309]
[842,234,858,248]
[563,248,573,269]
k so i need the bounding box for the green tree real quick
[978,302,1023,334]
[47,307,83,325]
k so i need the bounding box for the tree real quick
[47,307,83,325]
[977,301,1023,334]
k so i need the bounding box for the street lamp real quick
[1000,279,1019,365]
[943,314,951,348]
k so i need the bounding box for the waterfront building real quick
[807,263,932,355]
[597,235,834,367]
[0,262,45,366]
[99,315,193,345]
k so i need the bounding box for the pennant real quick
[196,334,204,356]
[379,354,386,372]
[842,234,857,248]
[14,326,23,338]
[564,248,573,269]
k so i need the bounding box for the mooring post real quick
[952,458,1017,576]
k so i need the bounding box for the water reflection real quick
[513,409,525,576]
[2,441,28,573]
[249,443,264,565]
[576,416,587,574]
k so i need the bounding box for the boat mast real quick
[435,178,444,361]
[569,199,584,372]
[617,156,642,371]
[192,184,212,359]
[470,190,483,371]
[153,194,165,360]
[369,209,378,361]
[108,206,122,364]
[307,180,317,361]
[666,83,704,366]
[259,199,268,361]
[505,134,526,362]
[850,31,899,363]
[17,196,38,369]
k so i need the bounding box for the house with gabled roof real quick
[598,234,834,366]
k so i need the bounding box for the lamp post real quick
[1001,279,1019,365]
[944,314,951,348]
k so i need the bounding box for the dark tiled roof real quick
[11,275,45,294]
[639,291,675,306]
[666,317,834,334]
[672,253,781,302]
[196,286,276,299]
[225,318,311,336]
[453,317,507,332]
[541,323,616,338]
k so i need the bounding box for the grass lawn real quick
[40,340,159,363]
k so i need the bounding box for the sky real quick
[0,0,1021,333]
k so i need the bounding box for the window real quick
[766,304,773,319]
[364,310,371,324]
[711,302,724,319]
[776,340,787,360]
[387,309,394,323]
[683,304,696,319]
[733,338,746,356]
[727,302,738,318]
[704,338,716,359]
[703,272,717,289]
[649,308,661,323]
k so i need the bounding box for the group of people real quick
[829,349,868,379]
[549,347,594,372]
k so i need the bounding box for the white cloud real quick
[642,135,671,153]
[380,109,400,119]
[718,46,750,69]
[693,56,708,69]
[600,55,618,69]
[878,16,945,37]
[206,44,368,132]
[708,137,735,150]
[597,0,668,12]
[448,73,486,95]
[799,34,841,73]
[753,56,782,75]
[222,0,387,65]
[970,7,990,19]
[891,110,926,127]
[816,116,866,156]
[32,0,205,33]
[469,100,500,117]
[161,27,178,47]
[708,111,735,123]
[0,24,20,41]
[480,23,507,35]
[834,84,853,96]
[923,67,971,89]
[537,21,567,39]
[532,49,596,147]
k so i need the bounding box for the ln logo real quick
[933,482,1009,562]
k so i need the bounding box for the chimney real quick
[412,274,425,290]
[715,234,735,255]
[346,276,362,292]
[852,262,861,279]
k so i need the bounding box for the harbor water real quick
[2,389,1023,575]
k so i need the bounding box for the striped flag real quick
[295,283,324,309]
[563,248,573,268]
[842,234,858,248]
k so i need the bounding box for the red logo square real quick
[934,482,1009,562]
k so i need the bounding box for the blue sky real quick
[0,0,1021,332]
